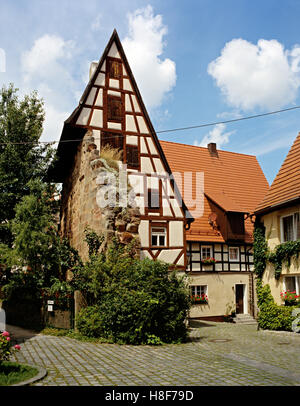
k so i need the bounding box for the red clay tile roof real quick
[255,132,300,214]
[160,140,269,243]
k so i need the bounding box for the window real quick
[191,285,207,297]
[151,226,166,247]
[201,245,212,260]
[281,213,300,242]
[101,131,124,153]
[148,189,160,210]
[227,212,245,235]
[229,247,239,262]
[107,96,123,121]
[109,60,122,79]
[284,276,300,295]
[126,145,139,169]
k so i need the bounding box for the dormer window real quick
[227,212,245,235]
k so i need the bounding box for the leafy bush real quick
[76,306,103,338]
[74,236,191,344]
[258,302,297,331]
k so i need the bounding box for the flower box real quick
[280,290,300,306]
[191,294,208,304]
[201,257,218,265]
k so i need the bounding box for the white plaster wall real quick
[94,89,103,107]
[126,115,137,132]
[141,157,154,173]
[138,220,149,247]
[95,72,105,87]
[90,109,103,128]
[76,107,91,125]
[137,116,149,134]
[108,42,121,58]
[157,249,182,263]
[86,87,97,105]
[169,221,184,247]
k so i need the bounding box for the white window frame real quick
[151,226,167,247]
[201,245,212,260]
[229,246,240,262]
[190,285,208,297]
[280,212,299,243]
[283,276,300,295]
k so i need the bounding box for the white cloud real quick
[122,5,176,110]
[42,104,70,143]
[194,123,235,148]
[21,34,80,143]
[208,38,300,111]
[91,14,103,32]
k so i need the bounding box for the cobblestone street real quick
[7,321,300,386]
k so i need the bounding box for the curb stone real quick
[12,364,47,386]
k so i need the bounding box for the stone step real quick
[233,314,257,324]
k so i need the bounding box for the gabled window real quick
[107,96,123,121]
[281,213,300,242]
[109,60,122,79]
[126,145,139,169]
[151,226,166,247]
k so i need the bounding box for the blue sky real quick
[1,0,300,184]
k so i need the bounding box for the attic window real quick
[126,145,139,169]
[109,60,122,79]
[107,96,123,121]
[227,212,245,235]
[101,131,124,153]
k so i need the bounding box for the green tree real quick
[0,84,53,246]
[74,234,191,345]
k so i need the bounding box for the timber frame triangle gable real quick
[49,29,193,225]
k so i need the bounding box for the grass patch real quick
[0,361,38,386]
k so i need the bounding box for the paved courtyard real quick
[7,321,300,386]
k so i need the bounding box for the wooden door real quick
[235,284,244,314]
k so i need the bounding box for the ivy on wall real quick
[253,219,268,279]
[268,240,300,280]
[253,219,300,280]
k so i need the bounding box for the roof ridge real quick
[159,139,256,158]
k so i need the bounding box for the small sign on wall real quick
[47,300,54,312]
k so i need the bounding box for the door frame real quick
[235,283,248,314]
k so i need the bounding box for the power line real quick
[1,104,300,146]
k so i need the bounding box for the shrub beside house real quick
[254,132,300,331]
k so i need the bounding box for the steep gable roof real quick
[160,140,269,242]
[48,30,174,185]
[255,132,300,215]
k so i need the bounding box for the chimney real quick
[89,62,98,80]
[208,143,218,157]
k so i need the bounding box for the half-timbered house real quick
[48,30,193,266]
[161,141,269,321]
